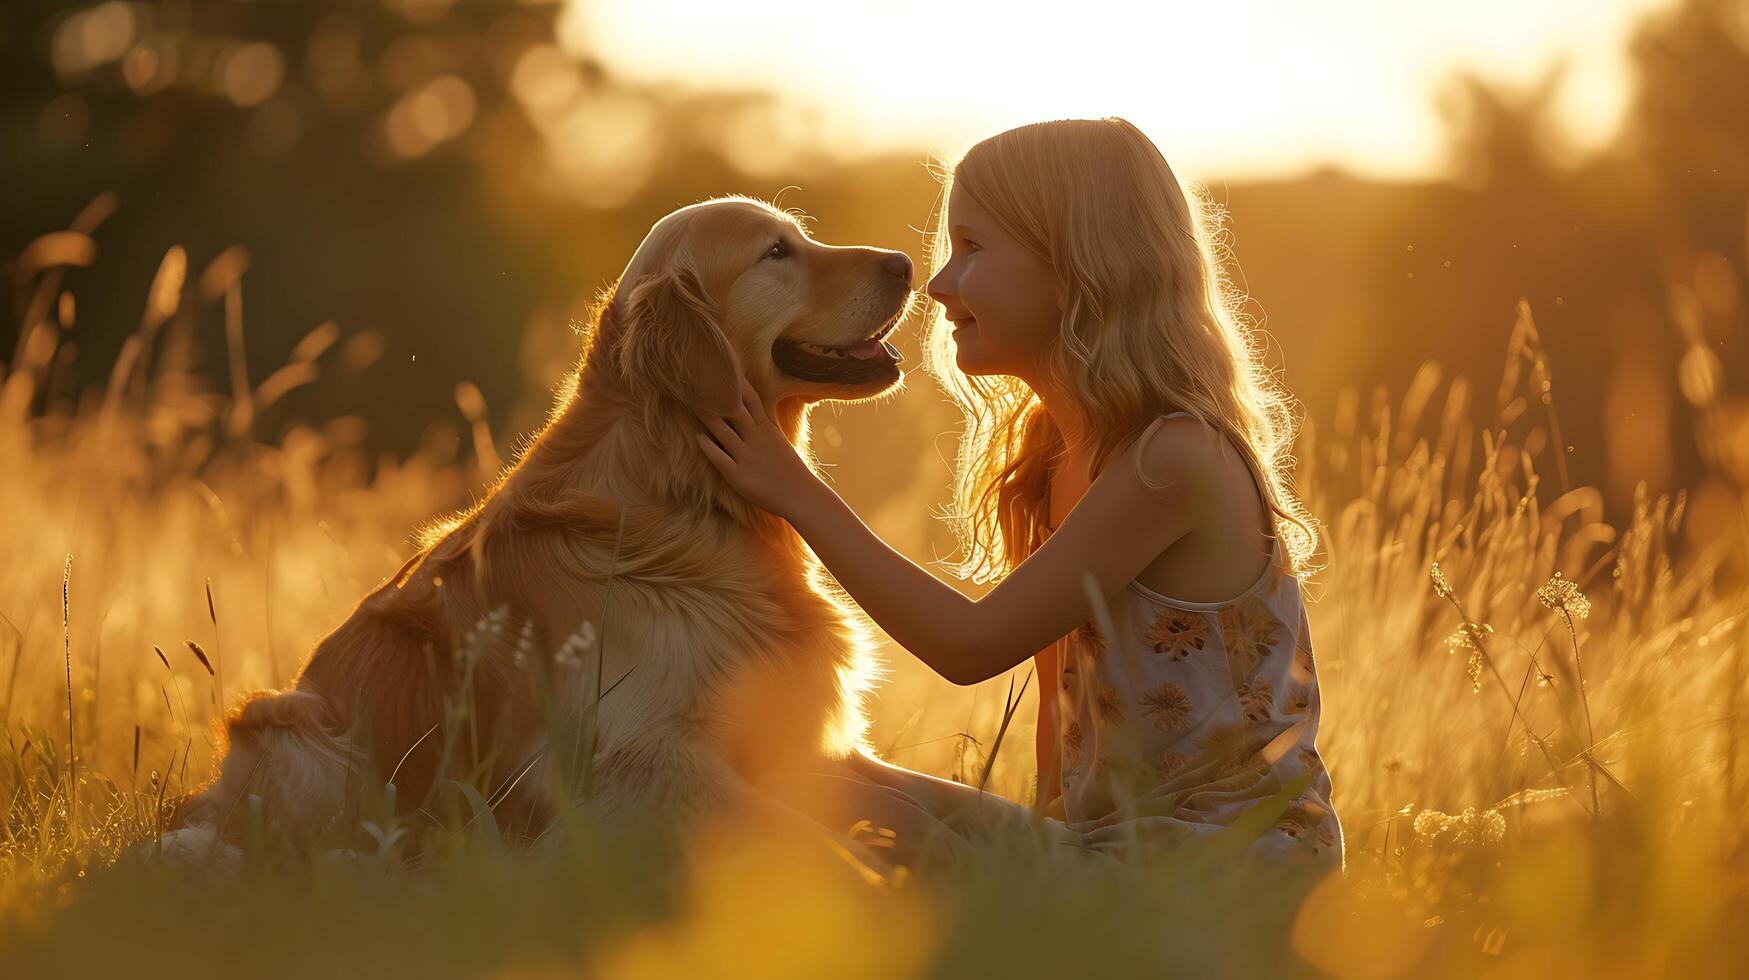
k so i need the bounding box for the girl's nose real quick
[926,267,956,308]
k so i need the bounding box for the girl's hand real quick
[694,376,826,520]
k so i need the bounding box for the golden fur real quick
[162,197,919,854]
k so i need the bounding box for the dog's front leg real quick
[586,729,741,825]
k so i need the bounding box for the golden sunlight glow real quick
[562,0,1677,179]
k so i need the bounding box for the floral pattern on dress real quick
[1149,750,1191,780]
[1282,684,1312,716]
[1139,680,1193,732]
[1145,609,1211,660]
[1208,754,1273,789]
[1237,677,1276,722]
[1095,685,1127,725]
[1062,718,1085,767]
[1045,440,1340,867]
[1194,720,1268,777]
[1072,620,1105,662]
[1275,794,1337,846]
[1273,798,1313,839]
[1077,619,1104,645]
[1220,595,1284,675]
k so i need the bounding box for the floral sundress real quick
[1041,414,1342,870]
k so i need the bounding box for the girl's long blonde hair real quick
[923,117,1322,584]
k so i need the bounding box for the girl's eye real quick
[765,239,790,261]
[961,239,980,253]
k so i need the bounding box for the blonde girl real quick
[696,117,1341,869]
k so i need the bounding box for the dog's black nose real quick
[882,251,913,283]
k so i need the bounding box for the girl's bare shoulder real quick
[1128,413,1232,500]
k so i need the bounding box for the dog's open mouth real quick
[772,330,903,386]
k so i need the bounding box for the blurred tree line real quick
[1,0,1745,551]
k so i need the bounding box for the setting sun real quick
[565,0,1678,178]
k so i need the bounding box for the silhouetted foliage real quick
[2,0,1745,537]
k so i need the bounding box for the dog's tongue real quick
[846,339,886,359]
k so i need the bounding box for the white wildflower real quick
[1442,623,1494,693]
[1536,573,1591,621]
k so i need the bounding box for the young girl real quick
[696,118,1341,870]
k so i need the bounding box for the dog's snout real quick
[881,251,913,284]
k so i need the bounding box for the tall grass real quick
[0,203,1745,977]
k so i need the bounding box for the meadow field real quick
[0,200,1743,978]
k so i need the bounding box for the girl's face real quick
[927,182,1062,379]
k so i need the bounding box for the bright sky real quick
[560,0,1677,180]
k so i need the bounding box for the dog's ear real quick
[617,263,742,417]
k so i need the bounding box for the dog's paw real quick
[146,824,245,876]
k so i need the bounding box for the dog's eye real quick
[764,239,790,261]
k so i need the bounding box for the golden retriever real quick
[157,196,1023,870]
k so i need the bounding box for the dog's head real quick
[603,197,913,417]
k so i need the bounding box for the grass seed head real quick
[1429,561,1456,600]
[184,640,214,675]
[1537,572,1592,620]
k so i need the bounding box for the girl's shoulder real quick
[1127,411,1280,593]
[1127,411,1233,491]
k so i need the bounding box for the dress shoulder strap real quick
[1131,412,1199,473]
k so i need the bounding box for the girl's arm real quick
[696,379,1208,686]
